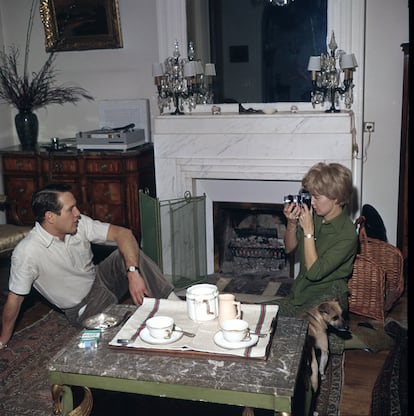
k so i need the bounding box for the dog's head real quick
[316,300,348,332]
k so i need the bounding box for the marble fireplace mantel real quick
[153,109,359,274]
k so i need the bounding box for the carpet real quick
[314,353,344,416]
[0,309,79,416]
[370,319,408,416]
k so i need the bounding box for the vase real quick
[15,110,39,149]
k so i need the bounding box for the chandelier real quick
[152,41,216,115]
[307,31,358,112]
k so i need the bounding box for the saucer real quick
[139,327,184,345]
[213,331,259,350]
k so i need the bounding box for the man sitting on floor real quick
[0,183,179,350]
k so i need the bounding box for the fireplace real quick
[152,107,359,277]
[213,201,292,278]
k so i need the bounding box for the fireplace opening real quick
[213,201,293,278]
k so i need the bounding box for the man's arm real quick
[0,291,25,349]
[106,224,149,305]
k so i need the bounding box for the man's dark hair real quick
[32,183,72,223]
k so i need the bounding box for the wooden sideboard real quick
[0,144,156,241]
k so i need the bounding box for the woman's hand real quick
[298,204,314,234]
[283,202,301,222]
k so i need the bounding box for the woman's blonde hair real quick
[302,162,353,207]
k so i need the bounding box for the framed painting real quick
[40,0,123,52]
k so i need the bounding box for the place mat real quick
[109,298,278,359]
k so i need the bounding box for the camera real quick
[283,191,311,208]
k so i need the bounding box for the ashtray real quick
[82,313,120,330]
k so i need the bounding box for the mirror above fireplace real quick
[156,0,364,115]
[187,0,328,103]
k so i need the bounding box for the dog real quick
[302,299,348,392]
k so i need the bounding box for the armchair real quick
[0,195,31,257]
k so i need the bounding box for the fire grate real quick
[229,238,286,259]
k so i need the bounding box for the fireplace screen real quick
[139,190,207,289]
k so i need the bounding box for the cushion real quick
[0,225,31,254]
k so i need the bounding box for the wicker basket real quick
[348,217,405,322]
[348,254,386,321]
[358,221,405,311]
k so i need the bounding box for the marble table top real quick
[48,304,308,400]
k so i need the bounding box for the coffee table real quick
[48,304,309,416]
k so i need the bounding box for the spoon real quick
[248,329,271,338]
[113,311,133,328]
[172,325,196,337]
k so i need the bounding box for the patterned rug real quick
[0,310,79,416]
[314,353,344,416]
[176,274,294,304]
[370,319,408,416]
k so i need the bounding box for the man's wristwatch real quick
[0,341,7,349]
[127,266,141,273]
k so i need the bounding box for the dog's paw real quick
[242,406,255,416]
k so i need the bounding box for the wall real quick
[0,0,409,246]
[0,0,160,146]
[362,0,409,245]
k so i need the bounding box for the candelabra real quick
[152,41,216,115]
[307,32,358,113]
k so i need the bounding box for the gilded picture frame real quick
[40,0,123,52]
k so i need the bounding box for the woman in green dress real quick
[278,162,359,352]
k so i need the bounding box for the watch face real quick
[129,266,136,272]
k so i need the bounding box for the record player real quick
[76,123,145,150]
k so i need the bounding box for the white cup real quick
[220,319,250,343]
[146,316,174,339]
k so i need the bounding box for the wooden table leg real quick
[51,384,93,416]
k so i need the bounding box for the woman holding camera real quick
[278,162,358,329]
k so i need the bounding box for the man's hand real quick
[1,291,25,349]
[127,272,150,305]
